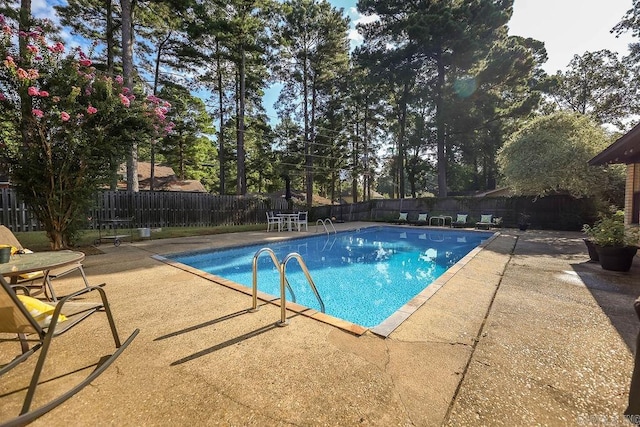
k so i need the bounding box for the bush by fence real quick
[0,188,598,232]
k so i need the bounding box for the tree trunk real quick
[303,52,312,209]
[435,49,447,197]
[237,45,246,195]
[397,82,408,199]
[106,0,114,75]
[122,0,138,192]
[216,40,225,194]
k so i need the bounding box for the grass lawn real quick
[14,224,267,252]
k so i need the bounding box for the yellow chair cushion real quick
[17,295,67,326]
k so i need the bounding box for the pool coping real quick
[152,226,501,338]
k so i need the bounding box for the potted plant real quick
[582,209,640,271]
[518,213,531,231]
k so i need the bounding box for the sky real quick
[31,0,639,120]
[331,0,636,74]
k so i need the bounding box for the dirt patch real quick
[72,245,104,256]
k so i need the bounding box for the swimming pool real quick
[168,226,493,330]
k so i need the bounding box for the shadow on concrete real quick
[572,261,640,353]
[154,309,251,341]
[170,323,279,366]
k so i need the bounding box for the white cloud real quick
[346,7,379,45]
[32,0,60,24]
[348,28,363,43]
[354,13,379,26]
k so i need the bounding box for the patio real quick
[0,223,637,425]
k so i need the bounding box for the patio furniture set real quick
[266,211,309,232]
[0,225,138,425]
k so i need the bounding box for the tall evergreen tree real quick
[357,0,515,196]
[275,0,350,207]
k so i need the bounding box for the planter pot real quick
[583,239,599,263]
[595,245,638,272]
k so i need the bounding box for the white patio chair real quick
[295,211,308,231]
[266,211,282,232]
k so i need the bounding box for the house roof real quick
[117,162,207,192]
[589,121,640,165]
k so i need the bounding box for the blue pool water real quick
[169,226,492,328]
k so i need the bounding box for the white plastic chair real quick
[266,211,282,232]
[295,211,308,231]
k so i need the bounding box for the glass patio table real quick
[0,250,86,298]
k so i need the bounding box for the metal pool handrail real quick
[251,248,296,312]
[279,252,325,326]
[315,218,336,235]
[250,248,325,327]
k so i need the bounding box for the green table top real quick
[0,250,85,277]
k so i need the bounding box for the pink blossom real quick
[0,93,6,101]
[122,87,130,95]
[147,95,161,104]
[27,86,39,96]
[32,109,43,118]
[87,105,97,115]
[16,68,28,80]
[26,44,38,54]
[48,42,64,53]
[115,75,124,85]
[27,69,39,79]
[52,96,60,103]
[119,93,130,107]
[60,112,70,122]
[79,58,92,67]
[38,90,49,97]
[2,25,11,35]
[4,56,15,68]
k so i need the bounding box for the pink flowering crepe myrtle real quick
[0,14,173,136]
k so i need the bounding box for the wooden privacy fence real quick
[0,189,289,231]
[310,195,599,231]
[0,188,598,232]
[88,191,289,229]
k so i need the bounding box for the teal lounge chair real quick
[475,214,493,230]
[412,213,429,226]
[452,213,469,228]
[393,212,409,224]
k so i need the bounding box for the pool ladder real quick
[315,218,336,235]
[251,248,325,327]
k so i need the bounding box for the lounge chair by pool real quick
[452,214,469,228]
[412,213,429,226]
[476,214,493,230]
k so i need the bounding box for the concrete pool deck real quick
[0,223,638,425]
